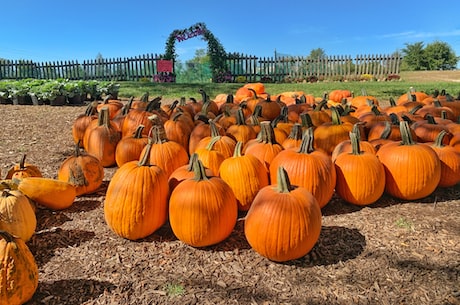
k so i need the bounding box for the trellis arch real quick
[163,22,229,82]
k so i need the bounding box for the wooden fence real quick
[0,53,402,82]
[226,53,402,82]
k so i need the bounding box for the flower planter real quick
[49,95,67,106]
[12,95,33,105]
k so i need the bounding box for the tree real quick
[401,42,426,71]
[424,41,458,70]
[175,49,212,83]
[308,48,326,59]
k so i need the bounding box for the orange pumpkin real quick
[376,121,441,200]
[244,166,322,262]
[5,154,42,180]
[428,130,460,187]
[58,141,104,196]
[269,127,336,208]
[169,158,238,247]
[219,141,269,211]
[104,143,169,240]
[334,132,386,205]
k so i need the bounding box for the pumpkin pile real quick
[1,84,460,268]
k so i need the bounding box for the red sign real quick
[157,60,173,73]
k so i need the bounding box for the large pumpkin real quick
[244,167,322,262]
[169,158,237,247]
[376,121,441,200]
[0,190,37,242]
[104,143,169,240]
[0,230,39,305]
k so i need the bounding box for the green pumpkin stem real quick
[233,141,244,158]
[275,167,294,193]
[433,130,448,147]
[350,132,361,155]
[192,158,210,181]
[98,106,110,127]
[298,127,315,154]
[399,121,416,145]
[187,153,199,171]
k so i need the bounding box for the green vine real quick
[163,22,229,82]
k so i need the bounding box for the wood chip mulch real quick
[0,104,459,305]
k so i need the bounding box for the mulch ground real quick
[0,103,459,305]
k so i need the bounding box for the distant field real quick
[400,70,460,83]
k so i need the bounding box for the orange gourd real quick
[169,158,238,247]
[244,166,322,262]
[5,154,42,180]
[104,143,169,240]
[219,141,269,211]
[334,132,386,205]
[376,121,441,200]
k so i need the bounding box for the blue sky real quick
[2,0,460,64]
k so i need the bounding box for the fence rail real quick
[0,53,402,82]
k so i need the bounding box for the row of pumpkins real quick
[2,83,460,304]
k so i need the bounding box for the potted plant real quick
[0,81,12,104]
[36,80,66,106]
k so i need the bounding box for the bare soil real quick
[0,104,459,305]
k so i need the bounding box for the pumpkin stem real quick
[232,141,244,158]
[192,157,210,181]
[209,120,221,137]
[433,130,449,148]
[187,153,199,171]
[137,140,153,167]
[350,131,361,155]
[205,135,221,151]
[275,166,294,193]
[19,154,27,170]
[298,127,315,154]
[330,107,342,125]
[287,123,303,141]
[380,121,392,140]
[0,230,15,243]
[300,113,314,129]
[132,125,146,138]
[98,106,110,127]
[236,108,246,126]
[399,121,416,146]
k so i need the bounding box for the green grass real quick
[118,80,460,103]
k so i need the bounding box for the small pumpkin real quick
[0,230,39,305]
[58,141,105,196]
[244,166,322,262]
[429,130,460,187]
[17,177,77,210]
[5,154,42,180]
[0,190,37,241]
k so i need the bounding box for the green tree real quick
[176,49,212,83]
[424,41,458,70]
[401,42,426,71]
[308,48,326,59]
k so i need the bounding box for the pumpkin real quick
[428,130,460,187]
[194,136,226,176]
[410,114,452,144]
[244,121,284,174]
[255,94,282,121]
[5,154,42,180]
[350,89,379,109]
[334,132,386,205]
[104,142,169,240]
[120,96,164,138]
[114,124,149,167]
[281,123,304,150]
[17,177,77,210]
[58,141,104,196]
[168,153,213,195]
[169,158,238,247]
[96,95,124,119]
[225,108,258,146]
[313,107,354,155]
[0,190,36,242]
[140,118,189,178]
[164,110,194,151]
[376,121,441,200]
[83,106,121,167]
[0,230,39,305]
[71,102,98,144]
[269,127,336,208]
[331,123,375,162]
[244,166,322,262]
[328,89,352,104]
[194,120,236,160]
[188,118,225,155]
[219,141,269,211]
